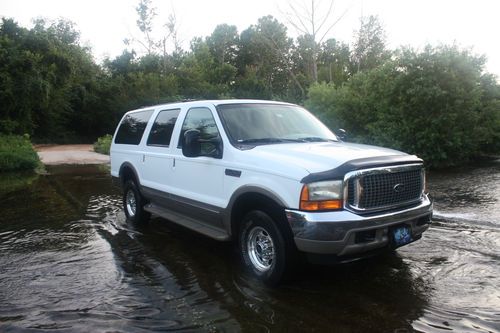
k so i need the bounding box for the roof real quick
[127,99,296,114]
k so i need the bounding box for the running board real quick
[144,204,230,241]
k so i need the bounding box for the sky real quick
[1,0,499,77]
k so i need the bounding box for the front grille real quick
[346,165,424,212]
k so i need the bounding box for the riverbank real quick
[35,144,109,165]
[0,135,40,172]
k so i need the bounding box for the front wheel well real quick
[230,192,292,241]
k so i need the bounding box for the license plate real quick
[392,225,413,247]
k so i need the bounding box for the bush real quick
[306,45,500,168]
[93,134,112,155]
[0,171,39,195]
[0,135,41,172]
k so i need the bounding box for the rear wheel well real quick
[230,193,293,241]
[120,165,138,187]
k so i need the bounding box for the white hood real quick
[237,141,407,180]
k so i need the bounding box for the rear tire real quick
[123,180,150,225]
[239,210,291,285]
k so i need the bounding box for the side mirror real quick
[337,128,347,141]
[182,129,201,157]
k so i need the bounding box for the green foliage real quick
[207,24,239,66]
[0,135,41,172]
[0,18,115,142]
[317,38,352,85]
[352,15,391,73]
[93,134,112,155]
[1,12,499,170]
[0,171,39,196]
[306,45,500,168]
[237,16,296,99]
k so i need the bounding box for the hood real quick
[239,141,408,179]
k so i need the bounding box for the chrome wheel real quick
[247,226,275,272]
[125,189,137,217]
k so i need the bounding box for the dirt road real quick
[35,144,109,165]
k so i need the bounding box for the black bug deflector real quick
[301,155,423,183]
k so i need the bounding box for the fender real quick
[119,162,141,187]
[222,185,288,235]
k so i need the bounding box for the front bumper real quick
[285,195,432,256]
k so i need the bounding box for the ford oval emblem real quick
[393,183,405,193]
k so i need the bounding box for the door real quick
[170,106,225,229]
[141,108,180,194]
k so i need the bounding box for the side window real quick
[179,107,220,154]
[147,109,180,147]
[115,110,154,145]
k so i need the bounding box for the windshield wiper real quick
[237,137,335,145]
[296,136,336,142]
[237,138,302,145]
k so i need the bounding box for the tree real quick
[352,15,390,73]
[306,45,500,167]
[318,38,352,85]
[133,0,157,55]
[0,18,39,135]
[126,0,182,69]
[237,16,304,99]
[206,24,239,66]
[282,0,348,82]
[294,34,316,85]
[162,11,182,56]
[0,18,118,141]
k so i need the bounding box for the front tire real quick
[123,180,150,224]
[239,210,288,285]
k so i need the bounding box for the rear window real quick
[114,110,154,145]
[147,109,180,147]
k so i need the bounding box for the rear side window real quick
[114,110,154,145]
[147,109,180,147]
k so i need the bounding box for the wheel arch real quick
[225,186,293,241]
[119,162,141,187]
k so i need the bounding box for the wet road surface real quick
[0,163,499,332]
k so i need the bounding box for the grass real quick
[0,135,41,172]
[93,134,112,155]
[0,171,39,196]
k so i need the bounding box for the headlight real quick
[300,180,343,211]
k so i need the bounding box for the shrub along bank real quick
[0,135,40,172]
[93,134,112,155]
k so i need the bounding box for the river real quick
[0,162,499,332]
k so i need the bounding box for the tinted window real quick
[179,107,220,154]
[115,110,154,145]
[147,109,180,146]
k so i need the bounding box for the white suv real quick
[110,100,432,284]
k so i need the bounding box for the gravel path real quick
[35,144,110,165]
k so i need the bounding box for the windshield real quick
[217,103,337,146]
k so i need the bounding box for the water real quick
[0,163,499,332]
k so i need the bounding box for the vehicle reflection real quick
[102,208,429,332]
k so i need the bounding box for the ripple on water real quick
[413,305,500,333]
[399,223,500,332]
[1,164,499,332]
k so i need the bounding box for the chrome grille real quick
[345,164,424,212]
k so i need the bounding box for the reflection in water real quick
[0,163,499,332]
